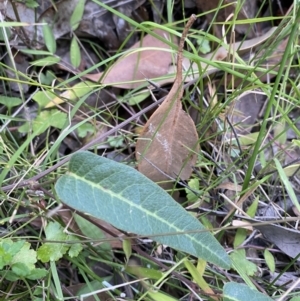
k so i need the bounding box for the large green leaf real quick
[55,151,231,269]
[223,283,273,301]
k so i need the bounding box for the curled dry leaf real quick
[84,29,175,89]
[135,15,199,185]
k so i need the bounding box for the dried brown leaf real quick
[84,26,277,90]
[151,27,277,88]
[84,29,175,89]
[135,16,199,185]
[217,182,242,192]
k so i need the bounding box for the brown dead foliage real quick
[135,16,199,185]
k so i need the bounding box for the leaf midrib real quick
[68,171,219,256]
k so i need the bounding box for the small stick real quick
[169,14,197,103]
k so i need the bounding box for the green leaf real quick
[37,222,68,262]
[11,242,37,272]
[230,249,257,277]
[34,110,67,133]
[147,291,178,301]
[283,163,300,177]
[43,80,97,108]
[12,262,31,277]
[233,228,247,249]
[70,36,81,68]
[126,265,163,280]
[37,221,82,262]
[42,22,56,54]
[274,120,286,145]
[77,123,95,138]
[0,239,46,281]
[32,90,58,109]
[196,37,211,54]
[26,268,48,280]
[17,122,30,134]
[230,250,257,290]
[128,91,150,106]
[37,244,68,263]
[223,282,273,301]
[67,239,83,258]
[234,197,258,248]
[122,239,132,261]
[107,135,124,148]
[185,178,200,202]
[39,71,56,86]
[274,158,300,212]
[76,280,105,296]
[18,110,67,135]
[247,196,258,218]
[26,269,48,280]
[4,239,25,257]
[0,96,22,109]
[25,0,39,8]
[30,56,60,67]
[70,0,86,31]
[0,22,33,28]
[292,139,300,147]
[73,214,112,254]
[55,151,231,269]
[0,246,13,268]
[20,49,53,56]
[239,132,259,146]
[1,270,20,281]
[184,259,213,293]
[0,115,24,122]
[264,249,275,273]
[0,238,25,269]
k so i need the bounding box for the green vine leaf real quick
[55,151,231,269]
[37,221,82,263]
[0,239,47,281]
